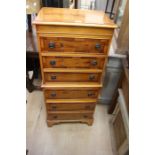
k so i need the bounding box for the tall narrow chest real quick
[33,7,117,127]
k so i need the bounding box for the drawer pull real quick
[51,92,56,97]
[91,60,97,66]
[89,74,95,80]
[84,115,88,118]
[50,60,56,66]
[60,43,64,47]
[51,106,57,109]
[49,42,55,49]
[53,115,58,119]
[51,75,57,80]
[95,43,101,49]
[88,92,94,97]
[85,106,91,109]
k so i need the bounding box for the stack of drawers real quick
[33,8,116,127]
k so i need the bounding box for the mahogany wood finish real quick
[33,8,116,127]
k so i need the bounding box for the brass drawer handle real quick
[51,105,57,109]
[89,74,95,80]
[83,115,88,118]
[49,42,55,49]
[60,43,64,47]
[51,92,56,97]
[91,60,97,66]
[88,92,94,97]
[95,43,101,50]
[51,75,57,80]
[50,60,56,66]
[53,115,58,119]
[85,106,91,109]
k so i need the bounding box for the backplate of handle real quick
[50,60,56,66]
[95,43,101,50]
[83,115,88,118]
[53,115,58,119]
[88,91,95,97]
[51,75,57,80]
[49,42,55,49]
[91,60,97,66]
[85,105,91,109]
[51,105,57,109]
[51,92,56,97]
[89,74,95,80]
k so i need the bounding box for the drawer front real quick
[40,37,109,54]
[42,56,105,69]
[44,72,101,82]
[47,111,93,120]
[47,103,96,111]
[44,89,99,99]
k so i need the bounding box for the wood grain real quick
[43,68,102,73]
[46,98,97,104]
[40,37,109,54]
[44,72,101,82]
[46,103,96,111]
[41,52,107,57]
[38,31,113,40]
[44,89,99,99]
[43,87,100,90]
[33,7,116,127]
[47,110,94,120]
[42,82,103,88]
[42,56,105,69]
[33,7,117,28]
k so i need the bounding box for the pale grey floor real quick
[26,90,115,155]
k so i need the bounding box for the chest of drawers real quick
[33,7,116,127]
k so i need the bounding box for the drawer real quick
[42,56,105,69]
[44,89,99,99]
[47,111,93,120]
[44,72,101,82]
[46,103,96,111]
[40,37,109,54]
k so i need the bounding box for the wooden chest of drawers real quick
[33,7,116,127]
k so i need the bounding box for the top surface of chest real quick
[33,7,117,28]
